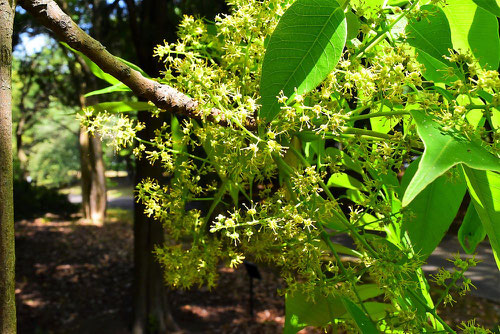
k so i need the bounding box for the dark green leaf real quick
[341,298,379,333]
[472,0,500,17]
[458,202,487,254]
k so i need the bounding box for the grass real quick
[59,176,134,200]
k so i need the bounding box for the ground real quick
[14,182,500,333]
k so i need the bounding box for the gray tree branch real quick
[18,0,257,130]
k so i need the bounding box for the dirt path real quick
[14,214,289,334]
[15,213,500,333]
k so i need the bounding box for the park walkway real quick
[69,191,500,303]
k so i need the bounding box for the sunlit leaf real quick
[441,0,500,70]
[405,5,461,84]
[327,172,365,190]
[462,167,500,269]
[259,0,347,121]
[400,159,466,258]
[402,110,500,206]
[61,42,121,85]
[90,101,155,113]
[84,82,132,97]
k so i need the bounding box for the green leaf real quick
[90,101,155,113]
[61,42,121,85]
[346,11,361,40]
[171,114,188,183]
[341,298,379,333]
[357,284,384,301]
[344,302,394,321]
[472,0,500,16]
[324,147,363,174]
[458,203,487,254]
[327,172,365,190]
[417,50,461,85]
[402,110,500,206]
[284,284,386,334]
[115,56,151,78]
[350,0,384,14]
[462,167,500,269]
[406,5,453,61]
[370,105,398,134]
[441,0,500,70]
[456,95,485,129]
[476,90,500,129]
[400,159,466,258]
[284,287,345,334]
[427,85,454,103]
[330,242,363,258]
[405,5,462,84]
[84,83,132,97]
[259,0,347,121]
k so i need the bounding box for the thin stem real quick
[201,179,229,232]
[434,267,468,309]
[136,138,213,164]
[287,146,379,258]
[406,290,457,334]
[320,228,376,325]
[347,110,410,122]
[355,0,419,58]
[341,127,393,140]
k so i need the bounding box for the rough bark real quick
[79,126,107,223]
[128,1,179,330]
[0,0,17,332]
[18,0,256,130]
[78,69,107,224]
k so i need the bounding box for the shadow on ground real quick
[15,215,290,334]
[15,217,133,334]
[15,213,500,333]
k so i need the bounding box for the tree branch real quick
[18,0,257,130]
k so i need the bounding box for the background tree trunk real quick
[78,89,107,224]
[126,1,178,331]
[132,112,178,334]
[0,0,17,332]
[126,1,226,331]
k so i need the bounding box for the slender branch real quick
[18,0,257,130]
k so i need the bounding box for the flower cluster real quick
[85,0,499,331]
